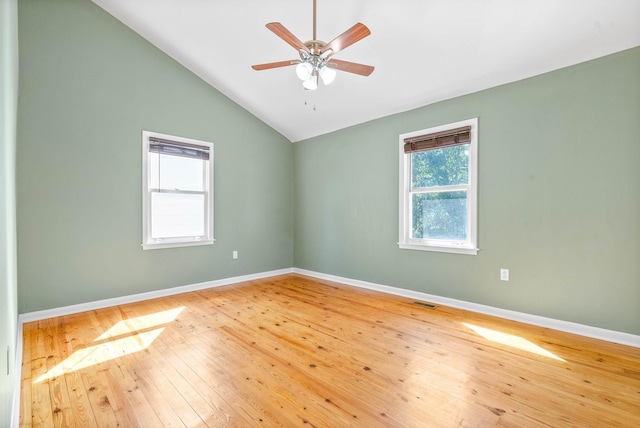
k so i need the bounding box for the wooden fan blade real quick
[266,22,310,53]
[252,60,299,71]
[320,23,371,57]
[326,59,374,76]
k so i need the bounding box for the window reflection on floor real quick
[462,322,565,362]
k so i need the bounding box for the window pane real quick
[411,144,469,188]
[149,153,205,191]
[412,191,467,240]
[151,192,205,239]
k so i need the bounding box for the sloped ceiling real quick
[91,0,640,142]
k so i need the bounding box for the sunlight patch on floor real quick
[94,306,185,341]
[35,306,185,383]
[462,322,565,362]
[35,328,164,382]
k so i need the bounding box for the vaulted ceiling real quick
[91,0,640,142]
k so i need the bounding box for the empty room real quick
[2,0,640,426]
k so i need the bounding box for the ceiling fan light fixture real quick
[319,66,336,85]
[296,61,313,81]
[251,1,374,89]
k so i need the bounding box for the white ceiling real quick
[91,0,640,142]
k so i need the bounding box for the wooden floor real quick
[20,274,640,427]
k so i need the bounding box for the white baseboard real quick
[18,268,293,323]
[293,268,640,349]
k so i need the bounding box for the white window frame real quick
[398,118,478,255]
[142,130,215,250]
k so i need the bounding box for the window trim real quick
[142,130,215,250]
[398,118,478,255]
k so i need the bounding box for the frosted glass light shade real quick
[296,62,313,81]
[319,66,336,85]
[303,74,318,90]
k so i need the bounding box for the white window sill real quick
[142,239,215,251]
[398,242,478,255]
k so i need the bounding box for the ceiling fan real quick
[251,0,374,90]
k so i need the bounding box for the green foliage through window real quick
[412,191,467,240]
[411,145,468,188]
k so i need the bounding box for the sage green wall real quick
[1,0,19,423]
[294,47,640,335]
[17,0,293,313]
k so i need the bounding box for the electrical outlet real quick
[232,250,238,260]
[500,268,509,281]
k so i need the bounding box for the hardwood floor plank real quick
[30,320,54,427]
[79,368,123,427]
[19,324,33,427]
[20,274,640,427]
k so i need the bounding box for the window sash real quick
[148,189,210,242]
[408,187,470,244]
[150,151,208,192]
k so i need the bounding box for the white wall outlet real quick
[500,268,509,281]
[232,250,238,260]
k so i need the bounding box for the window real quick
[142,131,214,250]
[398,118,478,255]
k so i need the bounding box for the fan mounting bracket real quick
[303,40,326,55]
